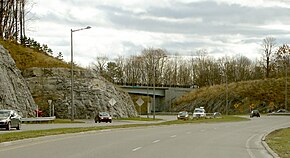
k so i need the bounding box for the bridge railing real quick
[115,82,198,89]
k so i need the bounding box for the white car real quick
[193,107,206,118]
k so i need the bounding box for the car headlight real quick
[0,119,8,123]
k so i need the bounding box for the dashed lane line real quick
[152,140,160,143]
[132,147,142,152]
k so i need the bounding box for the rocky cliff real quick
[0,45,36,116]
[22,67,138,119]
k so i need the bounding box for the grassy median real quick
[266,127,290,158]
[0,116,248,143]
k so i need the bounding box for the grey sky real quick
[27,0,290,66]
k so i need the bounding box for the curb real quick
[261,132,280,158]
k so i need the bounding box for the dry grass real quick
[173,78,289,113]
[0,39,71,70]
[266,127,290,158]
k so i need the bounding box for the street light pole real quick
[70,26,91,121]
[153,56,156,120]
[285,57,288,111]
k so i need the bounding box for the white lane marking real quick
[132,147,142,152]
[186,132,191,134]
[246,134,257,158]
[170,135,177,138]
[152,140,160,143]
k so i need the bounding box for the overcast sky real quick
[26,0,290,67]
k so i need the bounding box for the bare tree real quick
[90,46,275,89]
[261,37,277,78]
[141,48,168,86]
[92,56,108,76]
[0,0,34,43]
[275,44,290,78]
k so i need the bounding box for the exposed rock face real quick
[0,45,36,117]
[22,67,138,119]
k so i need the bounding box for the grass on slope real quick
[266,127,290,158]
[173,78,289,113]
[0,39,71,70]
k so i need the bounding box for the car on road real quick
[193,107,206,118]
[250,110,260,118]
[0,110,21,130]
[95,112,112,123]
[213,112,222,118]
[177,111,189,120]
[275,109,287,113]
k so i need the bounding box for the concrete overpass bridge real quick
[119,85,195,112]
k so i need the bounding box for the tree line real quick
[91,37,290,88]
[0,0,27,42]
[0,0,64,60]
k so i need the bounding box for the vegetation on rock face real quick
[0,40,137,118]
[173,78,289,114]
[0,39,71,70]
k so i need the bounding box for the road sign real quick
[136,97,144,106]
[234,103,239,109]
[109,98,116,106]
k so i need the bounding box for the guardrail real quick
[22,116,56,123]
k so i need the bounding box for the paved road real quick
[0,115,174,134]
[0,116,289,158]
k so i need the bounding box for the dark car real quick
[177,111,189,120]
[0,110,21,130]
[95,112,112,123]
[250,110,260,118]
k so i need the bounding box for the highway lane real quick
[0,116,289,158]
[0,115,176,133]
[0,120,127,133]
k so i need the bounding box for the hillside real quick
[173,78,289,114]
[0,39,71,70]
[0,40,137,118]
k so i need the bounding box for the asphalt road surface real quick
[0,116,289,158]
[0,115,175,134]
